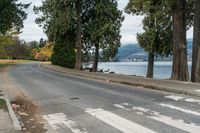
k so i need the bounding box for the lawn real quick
[0,59,31,69]
[0,98,6,109]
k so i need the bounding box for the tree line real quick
[1,0,200,83]
[126,0,200,83]
[35,0,200,82]
[0,0,52,61]
[34,0,124,71]
[0,37,52,61]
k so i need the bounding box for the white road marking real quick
[165,95,185,101]
[165,95,200,104]
[159,103,200,116]
[195,90,200,92]
[185,98,200,103]
[114,103,200,133]
[85,108,157,133]
[113,104,130,111]
[43,113,88,133]
[122,103,129,106]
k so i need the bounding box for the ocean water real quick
[98,62,192,79]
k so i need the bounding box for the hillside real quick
[116,40,193,62]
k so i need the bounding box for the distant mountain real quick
[115,44,147,61]
[116,39,193,62]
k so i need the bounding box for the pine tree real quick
[171,0,189,81]
[86,0,123,72]
[0,0,30,35]
[191,0,200,82]
[35,0,95,68]
[126,0,172,78]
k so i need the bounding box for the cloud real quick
[121,34,138,44]
[18,0,193,44]
[18,0,46,42]
[119,0,144,44]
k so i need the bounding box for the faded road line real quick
[114,103,200,133]
[165,95,200,104]
[159,103,200,116]
[43,113,88,133]
[195,90,200,92]
[85,108,157,133]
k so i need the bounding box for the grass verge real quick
[0,98,6,109]
[0,59,32,69]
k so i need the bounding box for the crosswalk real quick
[43,113,88,133]
[165,95,200,105]
[85,108,156,133]
[114,103,200,133]
[195,90,200,92]
[43,95,200,133]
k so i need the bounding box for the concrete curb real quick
[0,96,21,131]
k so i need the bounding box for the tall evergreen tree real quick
[86,0,123,72]
[75,0,82,70]
[192,0,200,82]
[35,0,95,68]
[0,0,30,35]
[126,0,172,78]
[171,0,189,81]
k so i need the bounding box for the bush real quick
[34,43,53,61]
[51,41,75,68]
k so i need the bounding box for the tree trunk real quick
[92,44,99,72]
[191,0,200,82]
[171,0,189,81]
[146,52,154,78]
[75,0,82,70]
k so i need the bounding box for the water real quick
[98,62,192,79]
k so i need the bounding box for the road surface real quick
[9,63,200,133]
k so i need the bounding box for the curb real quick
[0,96,21,131]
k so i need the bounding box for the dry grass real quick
[0,60,32,69]
[12,95,47,133]
[0,59,31,64]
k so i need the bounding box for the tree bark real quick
[75,0,82,70]
[92,44,99,72]
[171,0,189,81]
[191,0,200,82]
[145,0,156,79]
[146,52,154,78]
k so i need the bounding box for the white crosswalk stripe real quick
[43,99,200,133]
[159,103,200,116]
[165,95,200,104]
[85,108,157,133]
[165,95,185,101]
[114,103,200,133]
[43,113,88,133]
[195,90,200,92]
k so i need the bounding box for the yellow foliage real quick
[34,42,53,61]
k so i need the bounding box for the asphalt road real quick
[9,63,200,133]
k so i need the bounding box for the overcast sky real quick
[18,0,193,45]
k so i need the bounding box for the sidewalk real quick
[41,63,200,98]
[0,98,16,133]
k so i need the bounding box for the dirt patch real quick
[11,95,47,133]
